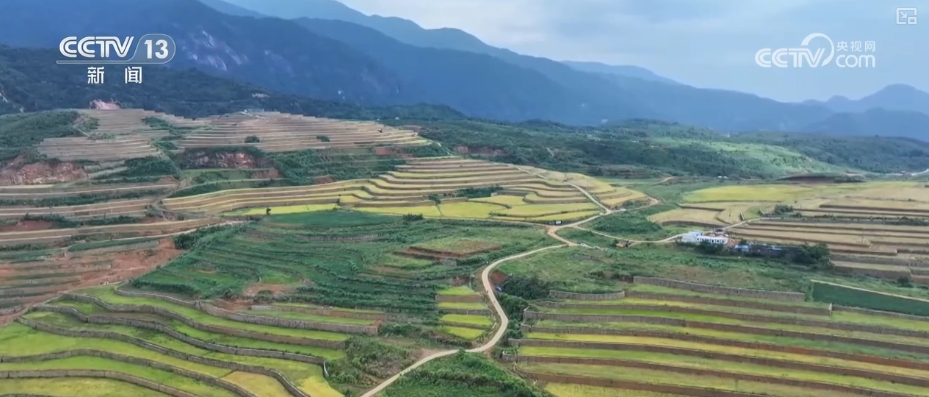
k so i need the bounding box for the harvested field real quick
[175,111,427,152]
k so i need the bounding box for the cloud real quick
[337,0,927,101]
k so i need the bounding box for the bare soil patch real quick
[0,220,56,233]
[251,168,282,179]
[243,282,295,297]
[489,270,508,286]
[373,147,394,156]
[0,156,87,185]
[313,176,336,184]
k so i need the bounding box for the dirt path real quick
[358,244,563,397]
[360,183,614,396]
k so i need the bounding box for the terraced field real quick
[0,210,559,396]
[510,280,929,397]
[165,157,636,223]
[36,109,203,162]
[174,112,428,152]
[728,220,929,281]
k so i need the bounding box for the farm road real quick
[361,184,612,396]
[358,244,564,397]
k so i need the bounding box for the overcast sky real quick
[337,0,927,102]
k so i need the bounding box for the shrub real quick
[244,135,260,143]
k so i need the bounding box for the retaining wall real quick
[200,302,378,335]
[435,294,483,303]
[0,349,257,397]
[527,307,929,338]
[548,290,625,300]
[437,308,490,315]
[833,305,929,323]
[249,305,386,321]
[512,369,763,397]
[509,345,929,388]
[632,277,806,301]
[16,317,308,397]
[0,370,197,397]
[510,360,918,397]
[624,291,830,315]
[40,298,345,352]
[520,325,929,366]
[111,287,378,334]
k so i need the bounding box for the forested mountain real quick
[0,0,924,139]
[0,45,461,120]
[205,0,926,139]
[2,43,928,177]
[0,0,418,105]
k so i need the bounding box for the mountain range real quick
[0,0,925,140]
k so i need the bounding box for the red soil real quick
[489,270,508,287]
[0,238,182,323]
[0,220,56,233]
[0,156,87,185]
[373,147,395,156]
[314,176,336,184]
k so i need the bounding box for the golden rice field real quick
[647,208,725,227]
[513,281,929,397]
[169,156,627,222]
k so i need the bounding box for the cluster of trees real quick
[0,110,81,162]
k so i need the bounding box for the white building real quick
[697,235,729,245]
[680,231,703,244]
[680,230,728,245]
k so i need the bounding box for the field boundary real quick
[525,307,929,338]
[509,348,929,387]
[520,323,929,357]
[41,298,345,352]
[633,277,806,301]
[510,364,920,397]
[623,291,831,315]
[0,370,198,397]
[15,317,308,397]
[548,290,625,300]
[109,287,378,334]
[0,349,258,397]
[511,367,764,397]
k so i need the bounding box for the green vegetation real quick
[21,214,142,229]
[244,135,260,143]
[500,244,929,299]
[106,156,181,179]
[132,211,551,316]
[585,204,678,240]
[0,189,166,207]
[0,110,82,162]
[811,281,929,316]
[0,45,463,120]
[270,148,404,183]
[380,352,552,397]
[67,237,161,252]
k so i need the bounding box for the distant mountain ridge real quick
[0,0,925,140]
[803,84,929,116]
[208,0,927,140]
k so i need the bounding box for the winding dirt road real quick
[360,183,613,396]
[358,244,564,397]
